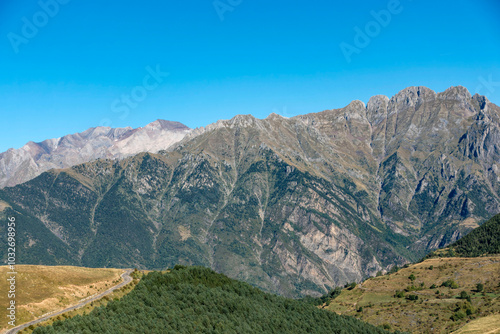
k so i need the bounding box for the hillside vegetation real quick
[424,214,500,260]
[322,214,500,333]
[323,256,500,333]
[32,266,398,334]
[448,213,500,257]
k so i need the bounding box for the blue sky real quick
[1,0,499,152]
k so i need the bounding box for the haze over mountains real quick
[1,85,500,297]
[0,120,190,188]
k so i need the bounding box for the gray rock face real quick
[0,120,190,188]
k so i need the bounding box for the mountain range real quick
[1,85,499,297]
[0,120,190,188]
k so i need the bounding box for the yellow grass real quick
[18,275,143,334]
[0,265,124,331]
[453,314,500,334]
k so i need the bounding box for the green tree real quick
[451,311,466,321]
[441,279,459,289]
[459,291,469,300]
[394,290,405,298]
[406,294,418,301]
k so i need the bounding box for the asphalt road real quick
[4,269,133,334]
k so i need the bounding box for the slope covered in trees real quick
[33,266,396,334]
[425,213,500,259]
[448,213,500,257]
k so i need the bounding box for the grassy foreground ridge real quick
[31,266,398,334]
[0,265,124,331]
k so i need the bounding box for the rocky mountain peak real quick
[79,126,134,140]
[390,86,437,109]
[472,93,490,110]
[366,95,390,125]
[347,100,366,109]
[198,114,259,133]
[437,85,472,101]
[145,119,190,131]
[0,120,190,188]
[227,114,258,127]
[367,95,390,108]
[266,112,287,120]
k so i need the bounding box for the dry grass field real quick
[0,265,125,332]
[17,272,143,334]
[325,256,500,333]
[452,314,500,334]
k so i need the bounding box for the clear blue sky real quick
[1,0,499,152]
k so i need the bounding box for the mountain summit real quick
[0,120,190,188]
[1,86,499,297]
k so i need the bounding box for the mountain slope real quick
[448,213,500,257]
[322,213,500,333]
[324,255,500,334]
[0,120,190,188]
[1,86,500,297]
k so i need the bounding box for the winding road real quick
[4,269,133,334]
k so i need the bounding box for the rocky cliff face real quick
[0,120,190,188]
[1,86,499,297]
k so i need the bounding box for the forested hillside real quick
[425,213,500,259]
[448,213,500,257]
[32,266,397,334]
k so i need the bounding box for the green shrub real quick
[406,294,418,301]
[347,282,357,290]
[389,266,400,274]
[451,311,466,321]
[459,291,469,300]
[441,279,459,289]
[395,290,405,298]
